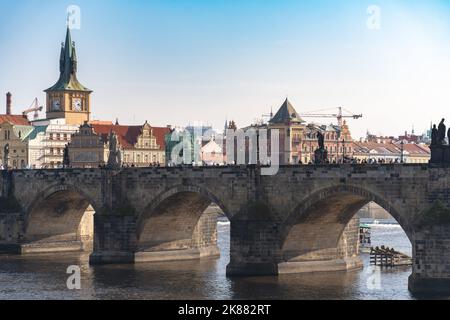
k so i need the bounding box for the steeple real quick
[44,24,93,125]
[45,26,91,93]
[269,98,305,124]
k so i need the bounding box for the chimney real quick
[6,92,12,115]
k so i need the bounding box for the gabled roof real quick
[269,99,305,124]
[0,115,30,126]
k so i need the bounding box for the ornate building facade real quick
[225,99,355,165]
[0,121,34,169]
[68,121,170,168]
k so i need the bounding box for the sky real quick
[1,0,450,139]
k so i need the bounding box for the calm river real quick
[0,219,446,300]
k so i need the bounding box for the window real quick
[57,134,60,140]
[49,133,54,140]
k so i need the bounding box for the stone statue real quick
[314,131,328,164]
[109,130,117,152]
[63,145,70,168]
[107,130,121,169]
[430,119,450,164]
[447,127,450,146]
[317,131,325,150]
[3,143,9,168]
[431,125,438,146]
[438,119,446,145]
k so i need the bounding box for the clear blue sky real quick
[1,0,450,138]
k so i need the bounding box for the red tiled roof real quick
[91,123,170,151]
[0,114,30,125]
[352,141,430,156]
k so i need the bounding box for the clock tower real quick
[45,26,92,125]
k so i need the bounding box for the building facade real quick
[224,99,355,165]
[0,121,34,169]
[351,141,430,164]
[68,121,170,168]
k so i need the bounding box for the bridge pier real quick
[89,214,137,265]
[408,226,450,294]
[0,211,25,254]
[226,214,282,276]
[90,209,220,265]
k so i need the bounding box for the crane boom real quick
[22,98,43,120]
[300,107,362,127]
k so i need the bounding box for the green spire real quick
[45,26,91,93]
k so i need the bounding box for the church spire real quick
[45,25,91,93]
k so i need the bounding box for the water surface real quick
[0,219,444,300]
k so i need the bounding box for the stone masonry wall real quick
[191,211,218,249]
[338,216,360,259]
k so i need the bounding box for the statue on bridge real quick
[314,131,328,164]
[107,131,122,169]
[3,143,9,169]
[431,125,438,146]
[430,119,450,164]
[63,145,70,168]
[438,119,446,145]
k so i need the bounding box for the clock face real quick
[51,99,61,111]
[72,98,82,112]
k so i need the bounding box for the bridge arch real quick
[279,184,412,264]
[23,183,99,252]
[135,184,229,261]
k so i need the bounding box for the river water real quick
[0,219,445,300]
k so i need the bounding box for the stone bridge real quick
[1,165,450,294]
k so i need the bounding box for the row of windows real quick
[0,149,26,154]
[49,148,63,155]
[123,153,162,163]
[49,133,69,141]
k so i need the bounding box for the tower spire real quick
[71,42,77,74]
[64,26,73,74]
